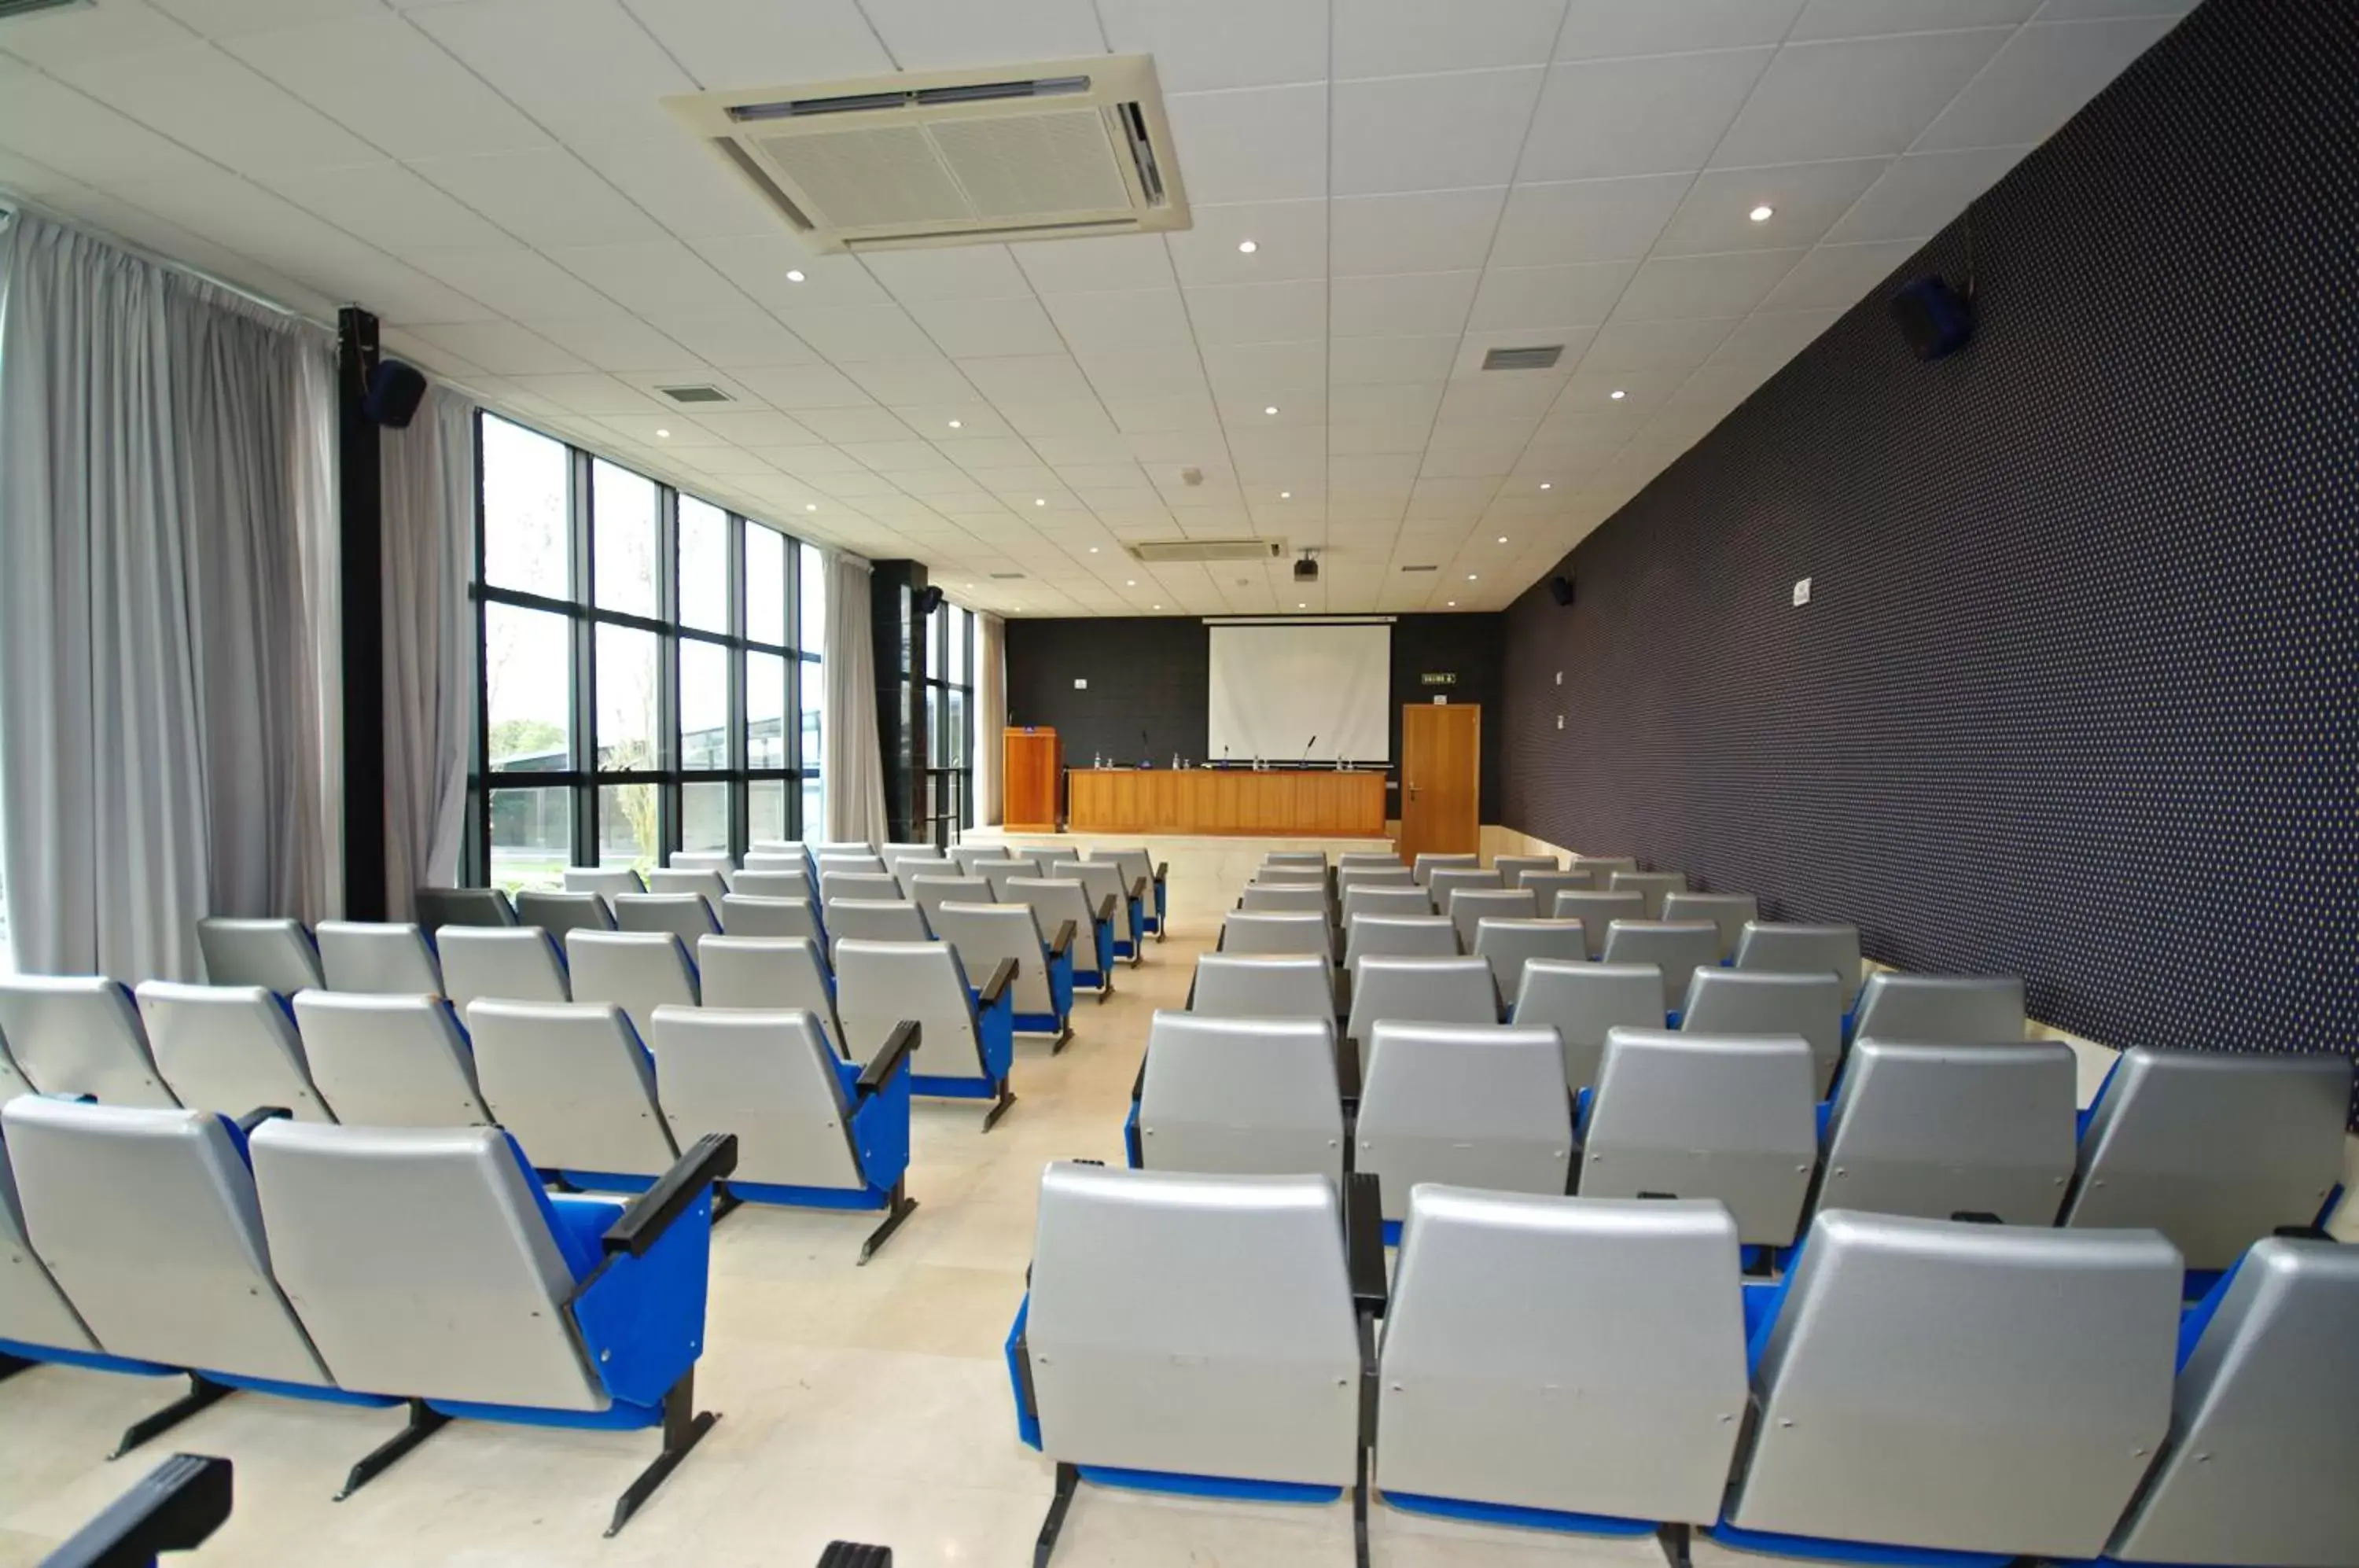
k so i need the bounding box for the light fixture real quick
[1126,579,1136,586]
[1467,573,1478,581]
[654,428,671,438]
[1153,602,1162,609]
[1033,497,1047,506]
[1496,536,1508,544]
[1446,600,1457,607]
[1279,490,1292,499]
[1539,482,1552,491]
[948,418,962,429]
[1296,602,1306,609]
[1087,546,1098,553]
[1610,388,1626,400]
[786,268,807,282]
[1748,205,1773,223]
[804,503,818,513]
[1237,239,1258,254]
[1263,405,1279,416]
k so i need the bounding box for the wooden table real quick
[1065,767,1388,837]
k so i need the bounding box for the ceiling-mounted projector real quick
[1293,553,1319,583]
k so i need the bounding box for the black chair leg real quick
[981,1083,1018,1132]
[712,1183,745,1226]
[605,1371,719,1537]
[111,1375,232,1460]
[859,1181,918,1265]
[0,1350,33,1383]
[1656,1522,1693,1568]
[1032,1461,1080,1568]
[336,1398,451,1500]
[1049,1021,1072,1055]
[1352,1444,1372,1568]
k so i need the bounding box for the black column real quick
[869,560,929,841]
[337,307,386,918]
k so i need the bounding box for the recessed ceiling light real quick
[1153,603,1162,609]
[1539,482,1552,491]
[1126,580,1136,586]
[948,418,962,429]
[1609,388,1626,400]
[1446,600,1457,607]
[1279,490,1292,499]
[1087,546,1098,553]
[786,268,807,282]
[1237,239,1258,254]
[1467,573,1478,581]
[1496,536,1508,544]
[1263,405,1279,416]
[1034,497,1047,506]
[1296,602,1306,609]
[654,428,671,438]
[804,503,818,513]
[1748,205,1774,223]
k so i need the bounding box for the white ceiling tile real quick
[570,138,781,243]
[411,0,694,149]
[410,319,591,375]
[672,447,789,477]
[1167,199,1327,285]
[1331,68,1545,196]
[642,311,822,369]
[1097,0,1327,90]
[1161,85,1328,203]
[999,400,1118,438]
[855,0,1106,70]
[379,327,491,382]
[259,161,516,258]
[2033,0,2195,17]
[1467,260,1638,330]
[1327,335,1460,386]
[0,64,226,190]
[1607,248,1805,322]
[1437,377,1562,420]
[1704,307,1844,369]
[1491,174,1691,265]
[1329,419,1435,455]
[1330,381,1444,423]
[902,296,1066,358]
[767,445,871,477]
[1790,0,2039,39]
[859,245,1032,304]
[1202,340,1327,398]
[1009,232,1176,293]
[1652,157,1890,255]
[1331,0,1566,77]
[515,315,696,370]
[1218,392,1325,430]
[734,363,876,408]
[838,359,978,403]
[1578,317,1737,373]
[773,302,939,360]
[1106,393,1223,432]
[1916,17,2177,150]
[1553,0,1804,60]
[955,353,1097,403]
[1034,434,1139,466]
[1330,271,1479,337]
[1551,363,1691,412]
[940,436,1038,469]
[1709,28,2014,167]
[410,149,662,248]
[896,403,1012,438]
[0,146,77,196]
[46,42,389,177]
[1329,187,1508,276]
[1182,278,1328,346]
[691,241,882,311]
[793,406,922,444]
[1041,288,1197,353]
[620,0,890,87]
[505,373,676,415]
[1522,50,1774,182]
[689,407,826,444]
[1072,344,1209,397]
[226,14,552,159]
[1825,146,2025,241]
[1757,239,1919,311]
[536,237,748,316]
[3,0,201,65]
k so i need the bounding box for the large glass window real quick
[921,598,973,848]
[467,413,828,891]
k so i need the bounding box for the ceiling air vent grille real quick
[1128,538,1284,565]
[1481,345,1563,371]
[657,385,734,404]
[989,572,1027,580]
[1400,564,1440,573]
[0,0,90,20]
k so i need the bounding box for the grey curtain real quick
[821,550,888,844]
[380,385,476,917]
[974,610,1005,827]
[0,213,334,980]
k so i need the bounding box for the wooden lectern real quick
[1003,727,1061,832]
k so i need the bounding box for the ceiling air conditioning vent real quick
[1128,538,1283,565]
[989,572,1027,580]
[0,0,90,20]
[1481,345,1564,371]
[1400,564,1440,573]
[666,57,1188,254]
[657,384,734,404]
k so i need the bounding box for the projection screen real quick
[1206,622,1392,764]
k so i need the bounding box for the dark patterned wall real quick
[1500,0,2359,1112]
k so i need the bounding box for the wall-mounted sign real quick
[1420,672,1457,686]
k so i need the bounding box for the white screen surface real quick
[1207,623,1392,764]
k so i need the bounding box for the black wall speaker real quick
[1548,573,1576,607]
[913,584,945,617]
[362,359,428,429]
[1890,274,1978,361]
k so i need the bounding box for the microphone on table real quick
[1300,734,1317,767]
[1140,727,1152,767]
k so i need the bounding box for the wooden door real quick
[1399,702,1481,863]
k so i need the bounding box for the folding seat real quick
[1189,954,1336,1023]
[908,873,993,933]
[515,890,616,937]
[564,867,644,899]
[0,1036,24,1106]
[2105,1237,2359,1567]
[1549,889,1643,959]
[611,892,721,946]
[836,939,1015,1126]
[1221,911,1333,959]
[438,926,571,1010]
[748,838,804,854]
[1253,865,1327,889]
[1129,1013,1344,1185]
[742,848,810,874]
[1239,883,1328,917]
[1660,891,1757,962]
[1335,851,1402,870]
[731,867,815,902]
[247,1118,737,1533]
[1511,959,1664,1093]
[1426,867,1501,911]
[1580,1028,1818,1247]
[197,917,326,994]
[696,935,840,1051]
[1851,971,2024,1043]
[826,899,931,954]
[1411,852,1478,885]
[1471,918,1584,999]
[948,843,998,874]
[1815,1040,2077,1226]
[1020,846,1082,879]
[1733,920,1864,988]
[463,999,676,1190]
[1490,854,1559,889]
[972,858,1036,903]
[1717,1213,2181,1562]
[1091,846,1167,938]
[566,930,699,1040]
[292,991,491,1126]
[1345,956,1498,1045]
[816,853,888,879]
[0,977,177,1107]
[1599,920,1720,1014]
[1071,859,1144,963]
[1334,865,1414,900]
[1572,855,1637,878]
[3,1106,167,1383]
[1356,1023,1573,1229]
[1606,870,1685,920]
[719,893,822,941]
[668,850,734,874]
[1264,850,1327,868]
[1341,915,1458,977]
[414,887,515,929]
[1680,970,1845,1096]
[1518,868,1593,909]
[1376,1189,1745,1553]
[889,855,955,896]
[820,870,901,908]
[1341,883,1431,925]
[316,921,443,996]
[646,868,727,906]
[930,901,1073,1040]
[1010,876,1116,996]
[880,841,941,875]
[1445,886,1536,951]
[811,841,879,862]
[2062,1048,2351,1269]
[134,981,333,1122]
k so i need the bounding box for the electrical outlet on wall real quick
[1555,670,1562,685]
[1793,577,1812,607]
[1556,713,1564,731]
[1073,677,1087,689]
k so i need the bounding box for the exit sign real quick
[1419,672,1457,686]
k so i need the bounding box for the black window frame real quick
[919,598,975,846]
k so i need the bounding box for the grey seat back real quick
[1091,846,1157,896]
[810,841,878,860]
[646,867,727,904]
[414,887,515,929]
[1239,883,1328,918]
[1335,865,1414,900]
[948,843,997,874]
[1190,955,1335,1022]
[437,926,571,1010]
[197,917,325,993]
[1027,1163,1360,1485]
[815,852,887,878]
[248,1120,608,1412]
[2064,1049,2352,1269]
[1341,885,1431,924]
[1377,1190,1746,1524]
[1411,853,1478,885]
[1584,1027,1819,1246]
[134,981,330,1122]
[1820,1041,2077,1226]
[611,892,721,945]
[2,1097,329,1385]
[1010,877,1105,974]
[1729,1212,2181,1559]
[1137,1012,1344,1186]
[892,855,955,896]
[1853,972,2025,1043]
[1490,854,1559,888]
[1336,851,1401,868]
[1426,868,1502,910]
[972,859,1034,902]
[932,902,1054,1020]
[316,921,443,995]
[1471,918,1584,1000]
[465,999,676,1180]
[1357,1023,1573,1222]
[835,938,984,1084]
[1660,892,1758,961]
[514,890,616,937]
[744,846,808,872]
[1221,911,1333,959]
[1346,955,1499,1045]
[1607,870,1685,919]
[881,841,942,871]
[0,1116,98,1353]
[1511,959,1664,1093]
[1734,921,1864,988]
[731,868,814,902]
[1681,970,1846,1096]
[820,870,902,908]
[719,893,822,940]
[1447,887,1537,951]
[668,850,734,874]
[1253,865,1327,889]
[1518,869,1592,909]
[1263,851,1326,869]
[909,874,994,932]
[695,934,840,1051]
[826,899,933,955]
[291,990,490,1125]
[1549,890,1644,959]
[562,867,643,898]
[1070,860,1135,947]
[649,1007,859,1190]
[1342,915,1459,977]
[564,929,699,1040]
[2107,1239,2359,1567]
[0,977,176,1107]
[1573,855,1637,878]
[1601,920,1720,1010]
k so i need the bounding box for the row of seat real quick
[1005,1164,2357,1567]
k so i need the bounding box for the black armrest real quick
[43,1453,232,1568]
[977,957,1018,1008]
[234,1106,292,1134]
[817,1544,893,1567]
[1949,1211,2004,1225]
[2273,1224,2334,1241]
[1131,1050,1148,1104]
[601,1133,739,1258]
[1128,875,1148,905]
[1048,919,1076,959]
[1334,1036,1362,1100]
[1154,861,1168,883]
[856,1021,920,1099]
[1345,1170,1387,1313]
[1093,893,1115,926]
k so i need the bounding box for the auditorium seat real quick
[1221,911,1334,959]
[246,1118,735,1533]
[815,852,887,878]
[197,917,325,994]
[717,893,823,941]
[733,868,815,902]
[1341,884,1432,925]
[1070,859,1145,963]
[134,981,332,1122]
[291,991,491,1126]
[1489,854,1559,888]
[835,939,1014,1125]
[1336,852,1401,870]
[414,887,516,929]
[611,892,722,946]
[315,921,442,996]
[1581,1028,1818,1247]
[1548,889,1643,959]
[2063,1047,2351,1268]
[1239,883,1329,918]
[1517,868,1592,910]
[1607,871,1685,920]
[881,841,944,875]
[1334,865,1414,900]
[1510,959,1665,1093]
[1599,920,1720,1013]
[1851,972,2025,1043]
[908,874,993,933]
[1471,917,1585,999]
[889,854,955,896]
[1341,915,1458,975]
[745,846,809,873]
[1130,1011,1343,1185]
[566,930,699,1039]
[1679,970,1846,1096]
[2105,1237,2359,1566]
[696,935,840,1049]
[948,844,997,874]
[1090,847,1168,939]
[970,859,1034,903]
[932,901,1073,1039]
[438,926,571,1010]
[466,999,675,1191]
[1253,865,1327,889]
[646,868,727,906]
[1345,956,1499,1045]
[1659,892,1757,962]
[516,890,616,937]
[1356,1022,1572,1228]
[1426,867,1502,911]
[1189,954,1335,1022]
[826,899,932,954]
[1717,1213,2181,1562]
[1010,876,1114,995]
[1733,921,1864,988]
[0,977,177,1107]
[0,1036,24,1107]
[1444,886,1536,950]
[0,1110,134,1371]
[1815,1040,2077,1226]
[1411,852,1478,885]
[564,867,644,899]
[1264,850,1327,869]
[1573,856,1638,879]
[668,850,734,874]
[820,870,903,910]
